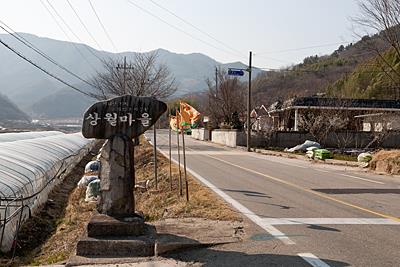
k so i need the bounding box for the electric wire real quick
[45,0,103,62]
[127,0,248,62]
[148,0,246,58]
[0,37,92,97]
[0,20,98,89]
[256,41,353,55]
[66,0,103,50]
[88,0,118,52]
[39,0,98,71]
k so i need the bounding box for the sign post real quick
[82,95,167,217]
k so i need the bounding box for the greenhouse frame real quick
[0,132,95,253]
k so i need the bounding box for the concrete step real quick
[76,236,154,257]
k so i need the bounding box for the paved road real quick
[148,129,400,267]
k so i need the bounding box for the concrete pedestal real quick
[76,213,154,257]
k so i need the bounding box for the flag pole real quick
[168,114,172,190]
[176,113,183,196]
[153,125,158,190]
[181,128,189,201]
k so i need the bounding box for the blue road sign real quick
[228,68,245,76]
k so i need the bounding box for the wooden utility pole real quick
[247,51,252,152]
[116,56,134,94]
[215,67,218,93]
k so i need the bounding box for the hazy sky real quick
[0,0,362,68]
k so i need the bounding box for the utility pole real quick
[215,67,218,93]
[247,51,252,152]
[116,56,134,94]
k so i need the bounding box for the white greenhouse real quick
[0,132,94,252]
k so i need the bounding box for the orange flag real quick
[169,115,179,132]
[180,102,201,126]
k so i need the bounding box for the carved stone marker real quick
[82,95,167,139]
[82,95,167,216]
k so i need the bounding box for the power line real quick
[256,41,353,55]
[88,0,118,52]
[147,0,246,58]
[126,0,247,62]
[66,0,103,50]
[0,20,98,89]
[39,0,98,71]
[0,37,92,97]
[45,0,103,62]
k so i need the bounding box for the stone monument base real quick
[87,214,145,237]
[76,213,155,257]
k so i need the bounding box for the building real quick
[267,97,400,132]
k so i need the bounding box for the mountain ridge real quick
[0,32,261,119]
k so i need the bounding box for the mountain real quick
[0,93,30,123]
[0,33,261,119]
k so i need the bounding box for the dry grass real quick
[370,150,400,175]
[134,137,241,222]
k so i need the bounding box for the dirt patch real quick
[370,150,400,175]
[134,137,241,222]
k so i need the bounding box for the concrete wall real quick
[191,128,209,141]
[205,129,400,149]
[267,131,400,149]
[211,129,245,147]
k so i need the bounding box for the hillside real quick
[326,47,400,99]
[0,93,30,123]
[252,34,389,107]
[0,33,262,119]
[29,88,94,119]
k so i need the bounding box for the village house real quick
[267,96,400,132]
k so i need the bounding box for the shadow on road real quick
[222,188,272,198]
[167,246,350,267]
[313,188,400,194]
[307,224,341,232]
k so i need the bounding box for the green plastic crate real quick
[314,149,332,160]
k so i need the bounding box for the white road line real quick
[298,253,331,267]
[153,144,296,245]
[340,174,385,185]
[260,218,400,225]
[160,151,245,155]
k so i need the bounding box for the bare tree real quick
[353,0,400,83]
[206,68,246,128]
[90,51,177,100]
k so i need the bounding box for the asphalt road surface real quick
[147,129,400,267]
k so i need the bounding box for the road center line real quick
[202,154,400,223]
[298,253,331,267]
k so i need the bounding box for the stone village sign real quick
[82,95,167,217]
